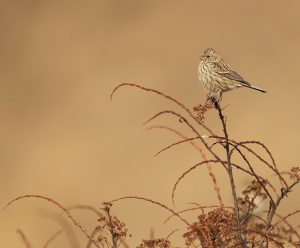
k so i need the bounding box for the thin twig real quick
[4,195,100,248]
[110,196,190,226]
[232,146,275,207]
[110,83,216,136]
[259,179,300,247]
[164,205,233,224]
[143,110,226,169]
[147,125,223,207]
[154,134,278,197]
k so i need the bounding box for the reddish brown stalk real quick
[143,110,226,169]
[110,83,215,136]
[211,138,278,169]
[152,134,278,197]
[171,160,223,206]
[229,141,287,188]
[147,119,279,200]
[209,135,286,189]
[110,196,190,226]
[163,207,204,225]
[147,124,223,208]
[188,202,234,209]
[16,229,31,248]
[4,195,100,248]
[42,230,63,248]
[231,146,275,207]
[209,140,224,150]
[172,159,258,206]
[235,141,277,171]
[152,136,202,157]
[164,205,233,224]
[208,135,286,188]
[259,180,300,247]
[215,141,279,195]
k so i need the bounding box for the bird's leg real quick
[206,95,218,109]
[205,92,215,103]
[205,92,222,109]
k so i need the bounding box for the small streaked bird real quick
[198,48,266,96]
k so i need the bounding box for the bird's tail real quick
[244,85,267,93]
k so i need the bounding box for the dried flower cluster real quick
[193,100,214,123]
[96,202,128,247]
[137,238,172,248]
[183,208,240,247]
[290,167,300,181]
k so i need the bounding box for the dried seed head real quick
[137,238,172,248]
[290,167,300,181]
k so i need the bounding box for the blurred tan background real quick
[1,0,300,247]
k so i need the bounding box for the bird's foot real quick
[206,95,219,109]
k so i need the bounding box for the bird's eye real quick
[206,55,210,58]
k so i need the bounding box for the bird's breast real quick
[198,62,213,84]
[198,61,223,93]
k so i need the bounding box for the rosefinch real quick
[198,48,266,96]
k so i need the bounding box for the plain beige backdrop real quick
[1,1,300,247]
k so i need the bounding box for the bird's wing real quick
[215,62,251,87]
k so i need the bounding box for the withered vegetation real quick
[3,83,300,247]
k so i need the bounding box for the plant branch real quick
[211,97,245,248]
[259,179,300,247]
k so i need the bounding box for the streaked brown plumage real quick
[198,48,266,95]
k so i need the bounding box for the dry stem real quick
[211,97,245,248]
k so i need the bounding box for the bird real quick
[198,48,267,97]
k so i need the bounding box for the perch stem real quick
[212,97,245,248]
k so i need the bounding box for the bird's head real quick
[199,48,221,63]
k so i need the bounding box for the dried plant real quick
[3,83,300,247]
[96,202,129,248]
[137,239,172,248]
[109,83,300,247]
